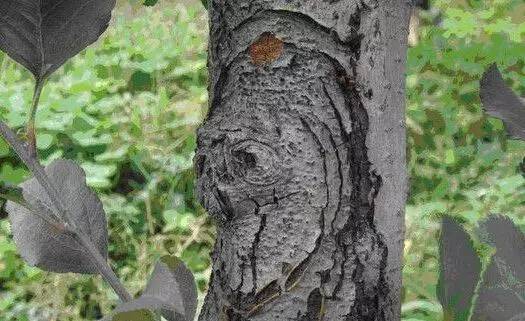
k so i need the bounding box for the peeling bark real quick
[196,1,410,320]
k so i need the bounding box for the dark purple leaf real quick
[5,159,108,274]
[437,216,481,321]
[472,215,525,321]
[480,64,525,140]
[102,256,197,321]
[0,0,116,79]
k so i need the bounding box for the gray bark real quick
[196,1,410,320]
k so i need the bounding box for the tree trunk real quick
[196,1,411,320]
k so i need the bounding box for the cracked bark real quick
[196,1,410,320]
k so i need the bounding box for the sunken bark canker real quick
[196,1,410,320]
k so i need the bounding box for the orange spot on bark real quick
[249,33,284,66]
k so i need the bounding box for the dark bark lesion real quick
[197,2,396,320]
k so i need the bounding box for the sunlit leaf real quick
[0,0,116,79]
[0,138,9,157]
[5,159,108,274]
[0,164,29,185]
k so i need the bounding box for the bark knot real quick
[249,32,284,66]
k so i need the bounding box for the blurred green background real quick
[0,0,523,320]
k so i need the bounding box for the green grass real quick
[0,1,523,320]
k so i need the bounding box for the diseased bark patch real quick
[249,33,284,66]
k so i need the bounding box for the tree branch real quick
[0,119,132,302]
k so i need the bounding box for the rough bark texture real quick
[196,1,410,320]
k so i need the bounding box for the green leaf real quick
[36,133,53,150]
[0,164,29,185]
[0,183,26,208]
[442,8,479,38]
[112,309,158,321]
[81,162,117,189]
[0,138,9,157]
[162,209,195,232]
[143,0,159,6]
[201,0,208,9]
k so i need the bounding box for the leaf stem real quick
[26,79,45,158]
[0,119,132,302]
[76,232,133,302]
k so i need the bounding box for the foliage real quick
[435,64,525,321]
[0,3,209,320]
[1,0,201,315]
[437,215,525,321]
[0,0,115,81]
[0,0,523,320]
[480,64,525,140]
[404,1,525,320]
[437,216,481,321]
[6,160,109,275]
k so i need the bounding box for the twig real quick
[179,216,206,253]
[0,119,132,302]
[26,79,45,158]
[145,192,155,236]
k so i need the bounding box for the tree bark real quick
[196,1,410,320]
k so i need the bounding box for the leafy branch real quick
[0,119,132,301]
[437,65,525,321]
[480,64,525,141]
[0,0,197,320]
